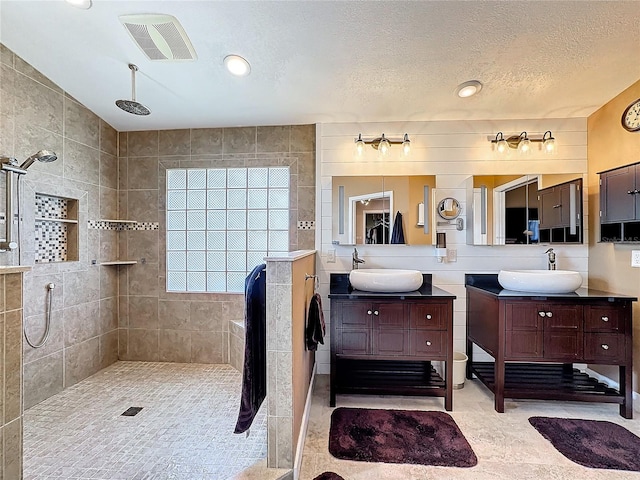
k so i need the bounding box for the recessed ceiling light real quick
[224,55,251,77]
[65,0,92,9]
[456,80,483,98]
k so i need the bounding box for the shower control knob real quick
[47,283,55,289]
[7,241,17,250]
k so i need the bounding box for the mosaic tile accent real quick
[87,220,159,231]
[36,193,68,219]
[297,220,315,230]
[24,362,267,480]
[35,220,68,263]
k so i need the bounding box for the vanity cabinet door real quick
[505,303,543,359]
[543,304,583,360]
[333,300,372,356]
[372,302,409,356]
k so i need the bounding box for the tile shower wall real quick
[118,125,316,363]
[0,44,119,408]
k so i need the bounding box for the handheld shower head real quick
[19,150,58,170]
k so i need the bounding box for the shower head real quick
[116,64,151,116]
[19,150,58,170]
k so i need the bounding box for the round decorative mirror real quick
[437,197,461,220]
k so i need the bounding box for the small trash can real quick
[453,352,468,389]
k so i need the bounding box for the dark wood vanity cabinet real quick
[599,162,640,242]
[466,275,636,418]
[329,275,455,410]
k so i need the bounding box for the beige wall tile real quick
[2,417,22,479]
[99,330,118,368]
[100,152,118,189]
[64,98,99,148]
[159,329,191,362]
[100,186,118,219]
[257,126,289,152]
[128,328,159,361]
[64,139,100,185]
[118,131,128,157]
[99,229,118,263]
[128,156,159,190]
[128,131,158,157]
[191,331,225,363]
[129,296,159,329]
[63,268,100,307]
[128,190,159,222]
[14,69,63,135]
[4,274,20,311]
[23,351,64,409]
[159,129,190,155]
[0,313,4,424]
[223,127,256,154]
[127,231,159,263]
[64,337,101,387]
[0,43,14,67]
[15,54,61,92]
[100,120,118,156]
[159,300,190,330]
[118,295,129,327]
[290,124,315,152]
[64,301,100,347]
[23,312,64,364]
[118,327,128,359]
[127,263,159,296]
[4,310,21,423]
[190,301,223,331]
[100,297,118,334]
[191,128,222,155]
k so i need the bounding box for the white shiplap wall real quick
[314,118,588,375]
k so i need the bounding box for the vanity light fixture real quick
[490,131,557,156]
[354,133,411,157]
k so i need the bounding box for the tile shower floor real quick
[300,375,640,480]
[24,362,267,480]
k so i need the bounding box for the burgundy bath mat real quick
[529,416,640,471]
[328,407,477,467]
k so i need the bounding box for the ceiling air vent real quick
[119,14,197,61]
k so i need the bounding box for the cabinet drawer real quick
[584,333,625,363]
[410,330,446,358]
[409,303,446,329]
[585,306,623,333]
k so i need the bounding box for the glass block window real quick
[166,167,290,293]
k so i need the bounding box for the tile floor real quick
[23,362,268,480]
[299,375,640,480]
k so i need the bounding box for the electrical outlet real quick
[327,249,336,263]
[632,250,640,268]
[447,248,458,263]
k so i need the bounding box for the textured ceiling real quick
[1,1,639,131]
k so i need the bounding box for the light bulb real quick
[354,134,365,156]
[378,134,390,157]
[496,138,508,155]
[224,55,251,77]
[402,133,411,156]
[517,132,531,155]
[542,131,556,155]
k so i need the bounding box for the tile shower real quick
[1,43,315,478]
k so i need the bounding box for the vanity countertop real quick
[329,273,456,300]
[466,274,637,301]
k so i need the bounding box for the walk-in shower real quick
[1,150,59,348]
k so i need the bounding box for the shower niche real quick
[35,193,79,263]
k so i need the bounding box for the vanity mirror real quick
[466,174,583,246]
[332,175,436,245]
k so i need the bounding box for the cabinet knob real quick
[553,204,562,209]
[635,190,639,194]
[602,316,609,322]
[373,310,379,316]
[367,310,372,315]
[426,314,432,320]
[546,312,553,317]
[601,344,610,350]
[628,190,635,195]
[425,341,432,346]
[538,311,546,317]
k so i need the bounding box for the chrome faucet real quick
[545,248,556,270]
[352,248,365,270]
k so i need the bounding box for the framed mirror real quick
[466,174,583,245]
[332,175,436,245]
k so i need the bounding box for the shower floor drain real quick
[121,407,143,416]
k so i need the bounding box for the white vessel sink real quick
[349,269,423,293]
[498,269,583,294]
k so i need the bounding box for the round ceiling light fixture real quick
[65,0,92,9]
[224,55,251,77]
[456,80,483,98]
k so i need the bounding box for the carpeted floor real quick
[328,407,477,467]
[529,416,640,472]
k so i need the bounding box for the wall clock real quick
[621,97,640,132]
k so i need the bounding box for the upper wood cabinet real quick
[599,162,640,243]
[537,179,582,243]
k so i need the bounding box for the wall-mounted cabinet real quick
[537,179,582,244]
[599,162,640,243]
